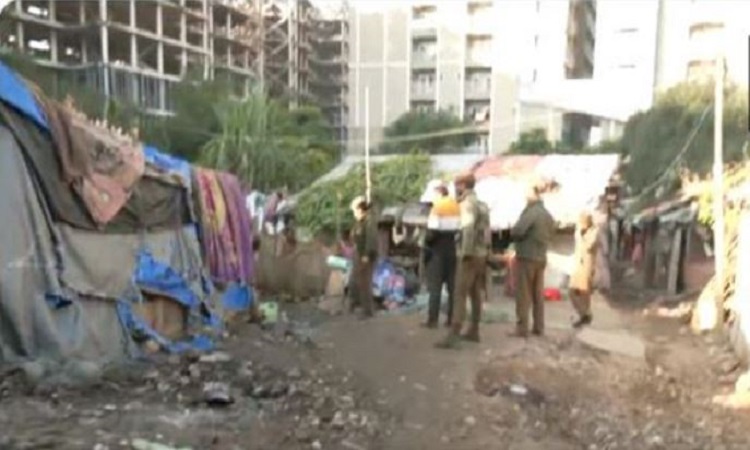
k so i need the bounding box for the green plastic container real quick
[327,255,351,271]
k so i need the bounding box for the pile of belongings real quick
[0,62,254,365]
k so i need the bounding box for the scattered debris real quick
[202,382,234,406]
[131,439,192,450]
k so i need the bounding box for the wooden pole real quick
[364,87,371,204]
[713,55,725,324]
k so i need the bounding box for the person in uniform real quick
[436,173,490,348]
[423,184,460,328]
[569,211,598,328]
[509,180,555,337]
[350,196,378,319]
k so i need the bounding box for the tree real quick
[295,153,432,234]
[381,109,470,154]
[620,81,749,194]
[153,75,231,162]
[508,128,554,154]
[202,88,337,192]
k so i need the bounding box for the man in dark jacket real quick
[350,195,378,319]
[509,180,555,337]
[436,174,491,348]
[423,185,459,328]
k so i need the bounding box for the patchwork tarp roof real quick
[419,154,621,230]
[473,154,620,229]
[0,62,253,364]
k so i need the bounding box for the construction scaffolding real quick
[1,0,349,142]
[308,0,348,145]
[0,0,264,115]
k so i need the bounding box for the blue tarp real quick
[0,61,48,129]
[134,250,201,309]
[143,145,193,188]
[121,248,222,354]
[222,283,254,311]
[116,301,215,354]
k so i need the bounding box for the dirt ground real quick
[2,287,750,450]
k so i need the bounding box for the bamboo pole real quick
[713,55,725,325]
[364,87,371,204]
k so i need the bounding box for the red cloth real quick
[543,287,562,302]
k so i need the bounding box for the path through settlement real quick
[2,290,750,449]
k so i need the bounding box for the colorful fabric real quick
[38,96,145,225]
[194,168,254,285]
[217,172,254,284]
[195,168,237,283]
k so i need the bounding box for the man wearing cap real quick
[436,173,491,348]
[423,184,459,328]
[509,180,555,337]
[350,195,378,318]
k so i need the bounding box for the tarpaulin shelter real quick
[0,62,254,365]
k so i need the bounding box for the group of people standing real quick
[345,172,603,346]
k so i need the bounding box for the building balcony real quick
[311,73,346,87]
[310,53,346,65]
[467,16,493,35]
[412,20,438,39]
[411,54,437,69]
[410,88,436,102]
[464,88,491,101]
[465,53,492,68]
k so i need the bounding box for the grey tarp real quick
[57,224,205,301]
[0,102,191,233]
[0,125,132,363]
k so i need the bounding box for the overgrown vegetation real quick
[202,89,337,191]
[620,82,748,194]
[508,127,621,156]
[294,153,432,235]
[380,109,471,154]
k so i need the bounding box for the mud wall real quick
[255,235,333,300]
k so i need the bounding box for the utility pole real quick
[713,55,725,325]
[364,87,371,204]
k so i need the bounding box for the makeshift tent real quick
[0,62,254,365]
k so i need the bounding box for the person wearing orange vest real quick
[423,184,460,328]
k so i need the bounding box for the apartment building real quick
[655,0,750,90]
[309,0,349,144]
[0,0,350,144]
[0,0,263,115]
[348,0,599,156]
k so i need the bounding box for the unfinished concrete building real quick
[308,1,348,144]
[1,0,350,144]
[261,0,312,106]
[261,0,349,143]
[0,0,261,115]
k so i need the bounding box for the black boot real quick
[573,315,593,329]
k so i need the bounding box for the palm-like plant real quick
[202,88,337,192]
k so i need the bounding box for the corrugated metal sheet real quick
[472,155,543,180]
[471,154,620,229]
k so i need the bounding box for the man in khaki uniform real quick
[436,173,490,348]
[350,196,378,319]
[510,181,555,337]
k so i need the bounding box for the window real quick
[412,71,436,95]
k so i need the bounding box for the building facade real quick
[347,0,599,156]
[655,0,750,90]
[0,0,350,144]
[1,0,263,115]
